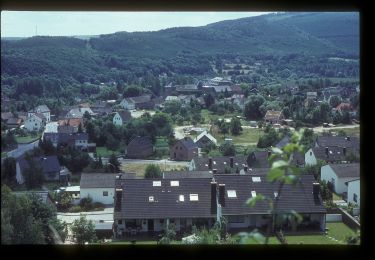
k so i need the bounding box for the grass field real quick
[96,147,121,157]
[15,134,41,144]
[121,163,187,177]
[212,127,263,146]
[330,126,360,137]
[201,109,242,124]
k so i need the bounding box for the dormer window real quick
[153,181,161,187]
[227,190,237,198]
[189,194,199,201]
[252,177,261,182]
[179,195,184,202]
[251,191,257,197]
[149,196,154,202]
[170,181,179,187]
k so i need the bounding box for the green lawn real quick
[201,109,242,124]
[96,147,121,157]
[15,134,41,144]
[213,128,263,146]
[284,222,357,245]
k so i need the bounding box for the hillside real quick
[1,12,359,81]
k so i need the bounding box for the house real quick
[126,136,154,159]
[178,95,196,106]
[320,163,359,195]
[113,111,132,126]
[315,136,359,150]
[231,94,246,109]
[209,77,232,86]
[175,84,202,95]
[16,155,63,183]
[5,117,23,128]
[43,132,89,151]
[24,113,46,132]
[28,105,51,123]
[120,95,153,110]
[305,146,359,166]
[66,107,95,119]
[264,110,284,125]
[247,151,271,168]
[91,101,113,116]
[193,131,217,148]
[346,179,360,206]
[113,173,326,238]
[170,137,199,161]
[190,156,249,174]
[306,92,318,100]
[58,118,85,133]
[165,96,179,102]
[80,173,118,205]
[332,103,353,116]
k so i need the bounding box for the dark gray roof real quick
[214,174,326,215]
[291,152,305,166]
[329,163,360,178]
[312,147,359,162]
[126,95,151,104]
[276,136,290,149]
[80,173,118,188]
[18,156,61,173]
[247,151,271,168]
[117,111,132,122]
[176,137,198,150]
[127,136,153,149]
[114,174,325,219]
[316,136,359,150]
[163,171,213,179]
[43,132,88,145]
[192,156,248,173]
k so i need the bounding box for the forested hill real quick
[1,12,359,81]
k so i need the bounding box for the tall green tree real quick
[108,153,120,173]
[23,157,45,190]
[1,157,17,187]
[144,164,162,178]
[230,117,243,135]
[70,216,97,245]
[244,95,266,120]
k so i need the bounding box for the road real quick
[311,124,359,134]
[6,139,40,159]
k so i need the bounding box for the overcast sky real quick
[1,11,273,37]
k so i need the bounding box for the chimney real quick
[325,147,329,157]
[346,136,350,141]
[343,147,346,156]
[211,182,217,214]
[218,184,225,207]
[208,157,213,170]
[115,188,123,212]
[313,183,320,195]
[244,166,248,172]
[230,157,234,168]
[267,150,271,157]
[213,169,218,174]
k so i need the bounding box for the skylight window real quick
[179,195,185,202]
[227,190,237,198]
[153,181,161,187]
[213,161,216,165]
[189,194,199,201]
[170,181,179,187]
[274,192,278,198]
[149,196,154,202]
[252,177,261,182]
[251,191,257,197]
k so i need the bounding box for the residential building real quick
[113,111,132,126]
[80,173,118,205]
[113,174,326,238]
[170,137,199,161]
[24,113,46,132]
[305,146,359,166]
[315,135,359,150]
[264,110,284,125]
[320,163,359,195]
[6,117,23,128]
[43,132,89,151]
[247,151,271,168]
[16,155,63,183]
[28,105,51,123]
[193,131,217,148]
[346,179,360,206]
[57,118,85,133]
[126,136,154,159]
[190,156,249,174]
[120,95,153,110]
[66,107,95,119]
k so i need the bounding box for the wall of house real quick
[25,117,42,132]
[121,100,135,110]
[305,148,317,166]
[347,180,360,206]
[80,188,115,205]
[321,165,357,194]
[188,160,195,171]
[113,114,123,126]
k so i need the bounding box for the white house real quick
[305,146,358,166]
[320,163,359,195]
[24,113,46,132]
[346,179,360,206]
[193,131,217,148]
[120,95,152,110]
[113,111,131,126]
[66,107,95,118]
[80,173,117,205]
[28,105,51,123]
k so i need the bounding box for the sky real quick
[1,11,272,37]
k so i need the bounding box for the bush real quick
[80,196,93,211]
[69,205,82,213]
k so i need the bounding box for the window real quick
[179,195,185,202]
[227,190,237,198]
[153,181,161,186]
[149,196,154,202]
[252,177,261,182]
[103,191,108,196]
[170,181,179,186]
[310,151,312,156]
[251,191,256,197]
[189,194,199,201]
[353,193,357,203]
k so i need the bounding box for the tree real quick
[144,164,162,178]
[1,157,17,187]
[219,143,236,156]
[329,95,341,108]
[55,191,73,211]
[39,139,56,155]
[78,123,83,133]
[257,128,279,148]
[70,216,97,244]
[230,117,243,135]
[203,93,215,108]
[23,157,45,190]
[244,95,266,120]
[158,224,176,244]
[108,153,120,173]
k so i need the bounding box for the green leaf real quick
[271,160,289,169]
[283,143,299,154]
[284,175,298,185]
[268,154,279,165]
[246,194,265,207]
[267,168,285,182]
